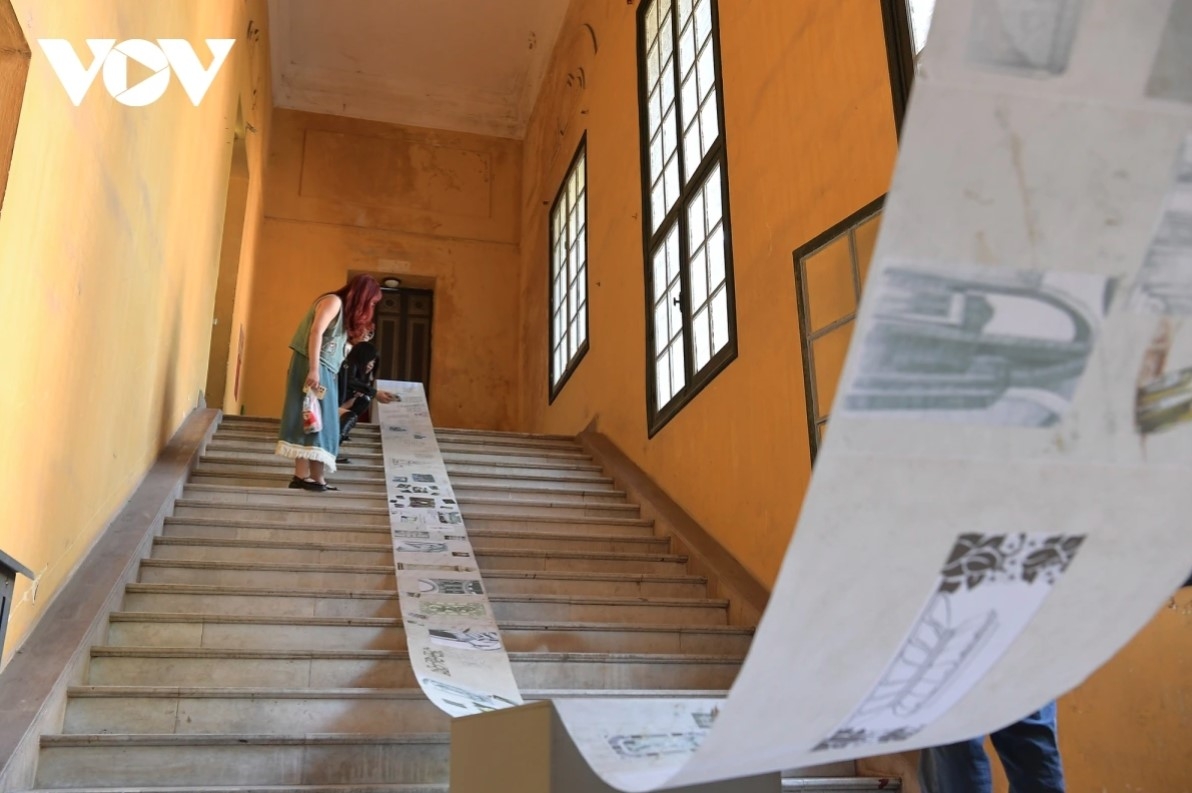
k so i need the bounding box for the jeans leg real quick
[919,737,993,793]
[990,701,1066,793]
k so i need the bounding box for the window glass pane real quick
[649,134,663,180]
[654,301,669,351]
[707,224,725,289]
[694,0,713,43]
[659,11,674,61]
[664,156,680,213]
[693,307,711,369]
[680,76,698,132]
[661,60,676,108]
[648,86,662,135]
[652,246,668,301]
[656,355,671,407]
[854,211,883,289]
[645,0,659,41]
[668,283,683,335]
[710,287,729,354]
[812,322,855,413]
[665,227,681,282]
[690,246,708,305]
[688,189,706,248]
[683,122,701,183]
[651,181,666,232]
[696,43,715,97]
[670,341,686,393]
[705,165,722,224]
[908,0,937,56]
[678,18,696,69]
[803,236,857,331]
[699,94,719,158]
[647,42,660,84]
[677,0,693,28]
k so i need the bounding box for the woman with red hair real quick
[275,274,382,491]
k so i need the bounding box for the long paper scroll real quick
[377,1,1192,789]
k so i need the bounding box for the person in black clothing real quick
[335,341,398,463]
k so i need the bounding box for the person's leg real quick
[309,459,325,485]
[919,737,993,793]
[293,459,311,480]
[989,702,1065,793]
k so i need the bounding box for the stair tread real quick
[173,499,648,525]
[41,732,449,747]
[91,646,746,662]
[65,686,728,699]
[187,473,626,498]
[124,582,728,607]
[25,782,445,787]
[139,558,706,582]
[163,517,661,543]
[153,536,682,562]
[180,485,638,511]
[107,611,755,633]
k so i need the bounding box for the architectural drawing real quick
[814,532,1085,752]
[842,266,1113,426]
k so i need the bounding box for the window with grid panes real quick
[548,142,589,399]
[639,0,736,433]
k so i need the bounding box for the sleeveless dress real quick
[274,296,349,471]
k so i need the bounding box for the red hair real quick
[334,275,381,338]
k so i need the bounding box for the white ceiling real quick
[268,0,570,139]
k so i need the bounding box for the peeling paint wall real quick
[0,0,272,667]
[239,110,522,430]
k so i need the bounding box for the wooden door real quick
[375,289,434,396]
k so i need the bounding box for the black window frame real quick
[880,0,917,136]
[547,135,591,402]
[636,0,738,438]
[793,195,886,465]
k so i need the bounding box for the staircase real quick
[23,414,897,792]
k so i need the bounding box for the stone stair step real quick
[61,687,726,735]
[170,500,653,532]
[220,415,581,446]
[209,438,594,466]
[162,517,665,550]
[104,612,754,654]
[150,536,686,574]
[28,787,446,793]
[87,647,745,689]
[120,583,729,624]
[200,453,614,483]
[194,462,620,493]
[188,469,627,502]
[179,484,641,519]
[138,560,710,598]
[35,733,449,787]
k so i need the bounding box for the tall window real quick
[638,0,736,434]
[794,198,885,464]
[548,140,589,400]
[882,0,938,133]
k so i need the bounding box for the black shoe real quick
[336,455,353,465]
[288,476,305,489]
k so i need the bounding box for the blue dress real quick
[275,296,349,471]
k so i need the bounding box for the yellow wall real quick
[0,0,271,666]
[517,0,898,587]
[239,109,522,430]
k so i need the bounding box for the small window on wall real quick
[638,0,737,435]
[548,139,589,400]
[793,197,885,463]
[882,0,938,133]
